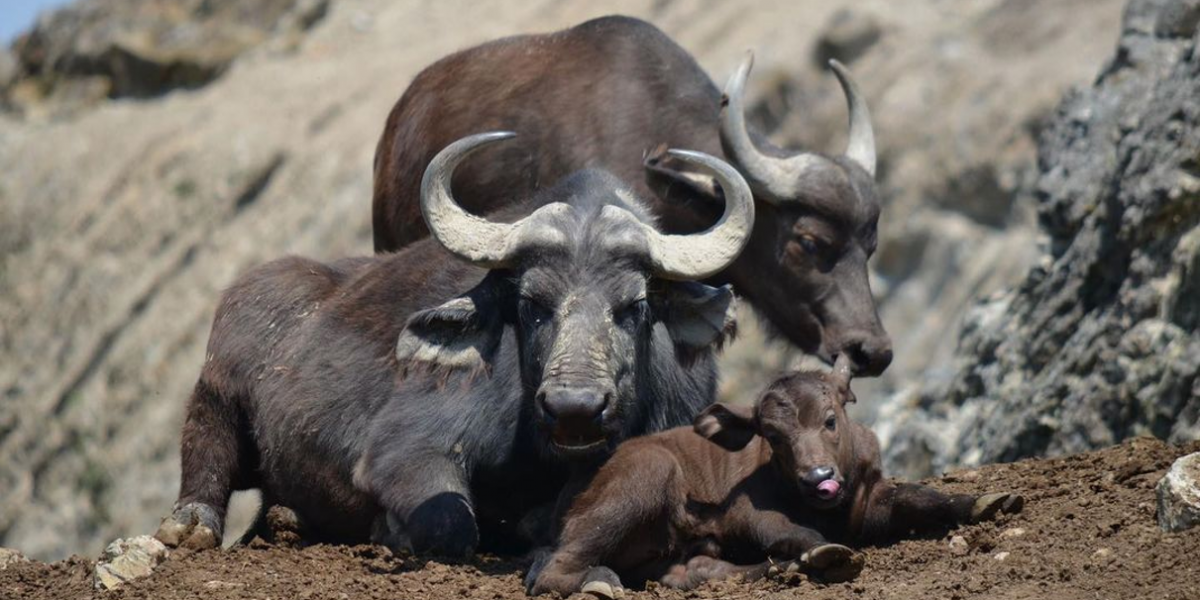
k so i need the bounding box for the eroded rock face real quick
[1157,452,1200,531]
[881,0,1200,477]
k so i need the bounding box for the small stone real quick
[94,536,169,590]
[1000,527,1026,539]
[948,535,969,556]
[0,548,29,570]
[993,551,1010,561]
[1156,452,1200,532]
[1092,548,1113,561]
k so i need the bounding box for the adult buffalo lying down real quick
[373,15,892,376]
[154,133,754,557]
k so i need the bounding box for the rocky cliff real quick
[0,0,1127,559]
[881,0,1200,477]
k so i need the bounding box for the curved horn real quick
[635,150,755,280]
[719,51,828,203]
[420,131,522,268]
[829,59,876,178]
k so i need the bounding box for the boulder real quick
[94,535,169,590]
[1157,452,1200,532]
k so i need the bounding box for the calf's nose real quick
[804,466,836,487]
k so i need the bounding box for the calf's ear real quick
[694,403,757,451]
[395,274,506,376]
[653,281,738,359]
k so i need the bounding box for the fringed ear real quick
[395,274,506,378]
[694,403,757,451]
[644,144,725,204]
[652,281,738,362]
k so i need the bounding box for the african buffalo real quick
[154,132,755,558]
[372,15,892,376]
[528,357,1024,596]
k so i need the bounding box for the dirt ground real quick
[3,437,1198,600]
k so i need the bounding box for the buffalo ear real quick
[395,275,506,375]
[653,281,738,358]
[644,144,724,203]
[694,403,758,451]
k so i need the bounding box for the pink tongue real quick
[816,479,841,499]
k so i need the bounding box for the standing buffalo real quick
[373,15,892,376]
[155,133,755,558]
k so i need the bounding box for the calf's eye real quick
[825,416,837,431]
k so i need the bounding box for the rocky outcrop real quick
[881,0,1200,477]
[2,0,328,116]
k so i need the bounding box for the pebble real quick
[0,548,28,570]
[949,535,969,556]
[1000,527,1026,539]
[993,551,1011,561]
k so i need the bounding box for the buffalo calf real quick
[529,357,1023,596]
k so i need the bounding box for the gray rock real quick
[1157,452,1200,531]
[94,535,169,590]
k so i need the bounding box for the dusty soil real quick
[4,437,1198,600]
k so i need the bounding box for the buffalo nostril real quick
[541,387,608,423]
[843,337,893,377]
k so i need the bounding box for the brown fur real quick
[529,371,1022,594]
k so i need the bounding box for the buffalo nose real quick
[804,466,836,487]
[843,335,893,377]
[539,386,610,426]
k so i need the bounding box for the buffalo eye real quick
[824,415,837,432]
[614,298,648,327]
[520,297,553,327]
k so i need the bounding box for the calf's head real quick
[649,55,890,376]
[397,132,754,459]
[694,355,857,509]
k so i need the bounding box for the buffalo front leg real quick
[530,447,680,598]
[156,379,246,550]
[735,505,864,583]
[368,452,478,558]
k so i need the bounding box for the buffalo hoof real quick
[155,502,222,551]
[971,492,1025,523]
[799,543,863,583]
[406,493,479,559]
[580,566,625,599]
